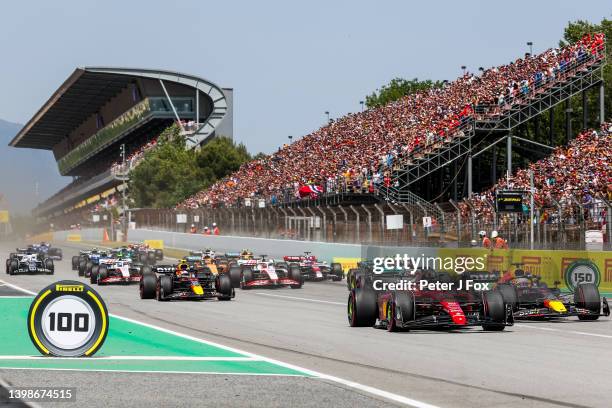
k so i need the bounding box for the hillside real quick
[0,118,69,215]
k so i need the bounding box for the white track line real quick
[0,356,259,361]
[254,292,344,305]
[0,367,304,377]
[0,279,438,408]
[514,323,612,339]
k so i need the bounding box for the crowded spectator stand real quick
[178,34,606,214]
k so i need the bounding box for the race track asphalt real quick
[1,240,611,408]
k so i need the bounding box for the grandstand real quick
[179,34,606,211]
[166,34,609,248]
[10,67,233,220]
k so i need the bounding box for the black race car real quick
[139,262,234,301]
[6,250,54,275]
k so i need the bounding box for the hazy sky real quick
[0,1,610,155]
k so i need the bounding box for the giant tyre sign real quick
[27,281,108,357]
[564,260,601,291]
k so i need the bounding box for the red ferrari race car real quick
[283,252,343,281]
[237,257,303,289]
[349,269,513,332]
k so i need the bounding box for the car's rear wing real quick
[153,265,175,274]
[459,271,500,284]
[284,256,303,262]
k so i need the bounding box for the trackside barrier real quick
[66,234,82,242]
[332,258,362,275]
[50,228,612,291]
[144,240,164,249]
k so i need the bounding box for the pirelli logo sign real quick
[55,284,84,292]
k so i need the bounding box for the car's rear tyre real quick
[240,269,253,290]
[387,291,414,331]
[140,273,157,299]
[97,266,108,285]
[44,258,54,274]
[482,291,506,331]
[147,252,156,264]
[72,256,79,270]
[331,263,343,281]
[496,283,519,311]
[85,261,93,278]
[228,266,241,288]
[157,275,172,301]
[140,265,152,276]
[9,259,18,275]
[78,260,86,277]
[90,267,98,284]
[155,249,163,260]
[575,283,601,320]
[348,288,377,327]
[217,274,233,300]
[289,264,302,289]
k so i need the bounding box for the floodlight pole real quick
[507,134,512,177]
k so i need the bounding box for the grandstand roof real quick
[9,67,227,149]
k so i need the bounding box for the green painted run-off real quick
[0,298,307,376]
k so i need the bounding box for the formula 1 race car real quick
[30,242,63,260]
[233,257,303,289]
[73,249,111,277]
[139,262,234,301]
[6,250,54,275]
[129,243,164,264]
[90,258,150,285]
[348,268,513,332]
[490,269,610,321]
[283,252,343,281]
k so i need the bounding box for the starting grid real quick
[0,295,307,376]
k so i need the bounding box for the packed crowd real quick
[474,33,605,115]
[179,34,605,209]
[461,123,612,224]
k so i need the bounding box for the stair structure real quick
[378,46,606,221]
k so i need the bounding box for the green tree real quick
[365,78,444,108]
[129,126,252,208]
[196,136,251,180]
[129,125,205,208]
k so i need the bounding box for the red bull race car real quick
[139,261,234,301]
[283,252,343,281]
[349,268,513,332]
[491,267,610,321]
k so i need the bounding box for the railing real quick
[112,197,611,250]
